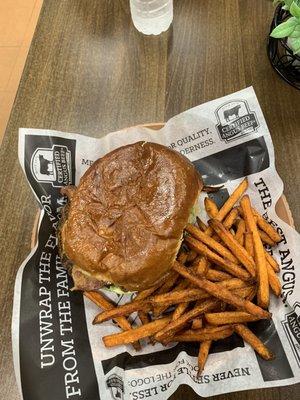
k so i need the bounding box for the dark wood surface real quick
[0,1,299,399]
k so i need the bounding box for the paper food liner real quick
[13,87,300,400]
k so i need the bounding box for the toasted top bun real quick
[60,141,202,291]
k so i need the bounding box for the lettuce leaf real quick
[104,285,133,295]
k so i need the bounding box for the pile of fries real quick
[84,178,282,374]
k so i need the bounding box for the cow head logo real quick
[31,145,72,187]
[106,374,124,400]
[215,100,259,143]
[281,302,300,368]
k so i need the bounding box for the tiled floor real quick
[0,0,42,145]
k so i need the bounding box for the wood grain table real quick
[0,1,299,399]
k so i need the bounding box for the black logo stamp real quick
[30,145,72,187]
[106,373,124,400]
[215,100,259,143]
[282,302,300,367]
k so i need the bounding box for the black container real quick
[267,5,300,90]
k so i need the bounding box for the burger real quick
[59,141,202,292]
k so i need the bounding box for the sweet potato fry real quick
[84,290,113,310]
[177,277,246,293]
[93,300,151,324]
[162,286,253,341]
[173,326,234,342]
[151,271,179,316]
[198,341,211,376]
[171,281,195,321]
[154,298,220,342]
[173,262,270,319]
[239,207,281,247]
[266,262,281,296]
[206,269,232,282]
[179,325,232,335]
[185,236,251,281]
[172,302,189,321]
[241,195,269,308]
[246,286,257,301]
[244,232,254,257]
[235,219,245,246]
[252,209,281,243]
[134,271,173,301]
[191,255,202,266]
[218,278,248,290]
[152,272,181,316]
[177,251,188,264]
[175,279,191,291]
[258,230,276,246]
[185,224,238,263]
[153,306,168,318]
[239,235,245,247]
[264,250,280,272]
[192,318,203,330]
[204,198,219,218]
[172,282,251,321]
[84,291,141,351]
[194,257,209,276]
[234,324,274,360]
[204,178,248,236]
[223,208,239,229]
[158,271,179,293]
[138,310,151,325]
[186,249,198,263]
[205,311,262,325]
[196,216,208,231]
[138,311,155,344]
[135,284,161,302]
[171,275,244,322]
[150,288,208,305]
[233,285,256,300]
[154,280,190,315]
[208,219,256,277]
[103,316,172,347]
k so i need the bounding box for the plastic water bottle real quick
[130,0,173,35]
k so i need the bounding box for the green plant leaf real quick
[290,24,300,37]
[290,0,300,17]
[270,17,298,38]
[282,0,294,10]
[289,36,300,53]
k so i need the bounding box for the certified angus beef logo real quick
[282,302,300,367]
[215,100,259,143]
[30,145,72,187]
[106,374,124,400]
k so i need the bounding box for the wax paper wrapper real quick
[13,87,300,400]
